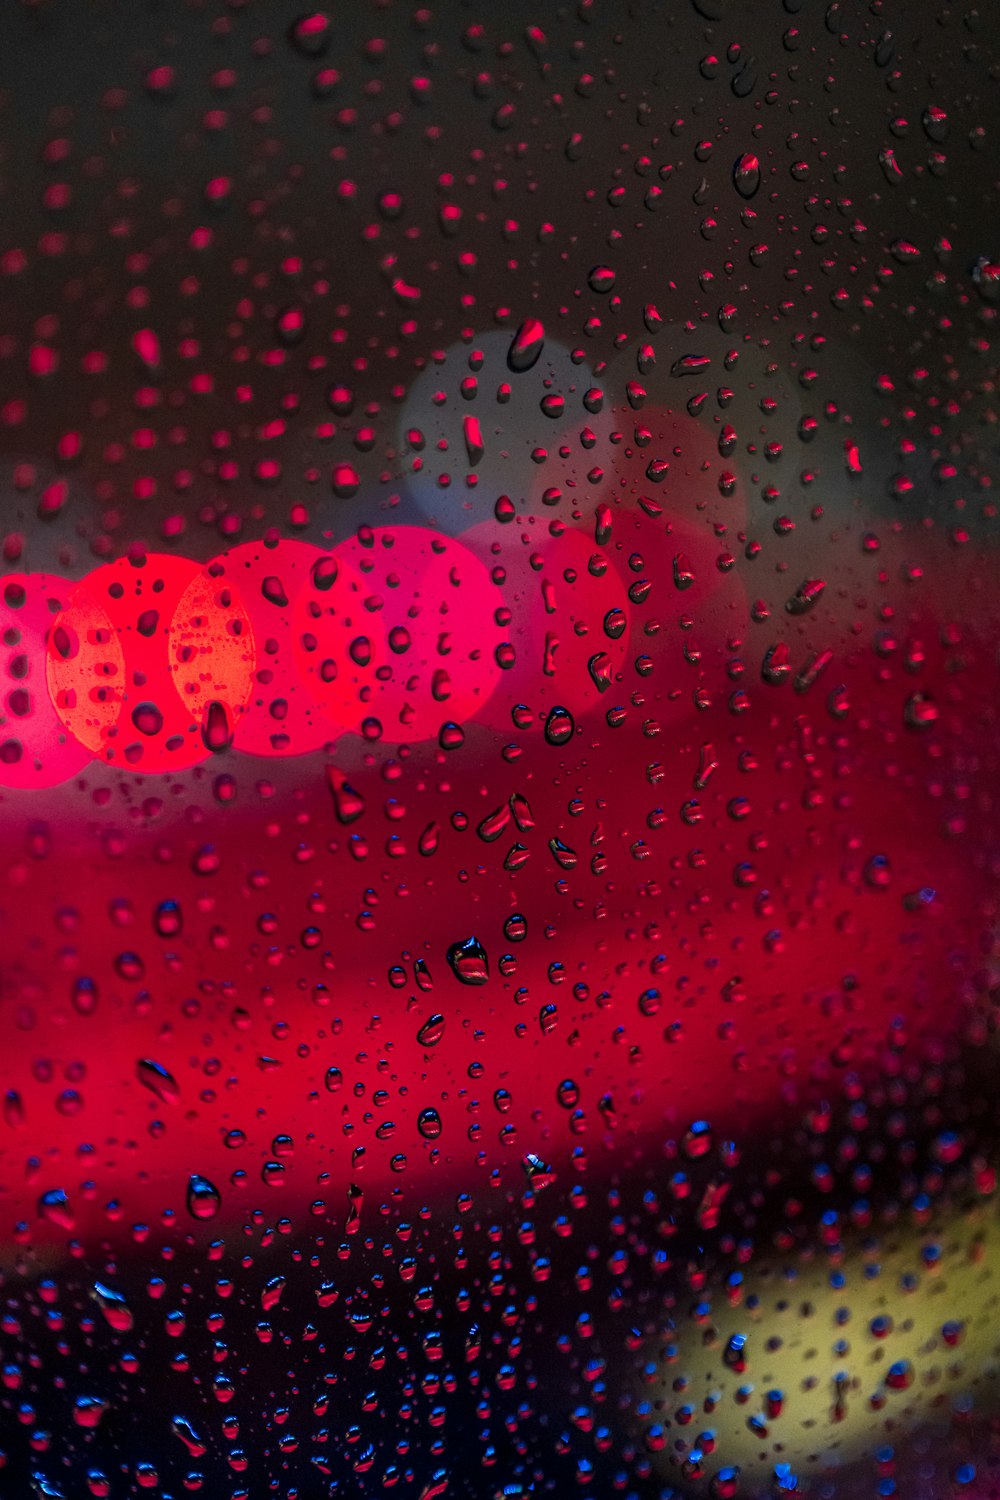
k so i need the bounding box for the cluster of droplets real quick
[1,1,999,1498]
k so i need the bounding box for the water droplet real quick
[38,1187,74,1229]
[864,853,893,888]
[477,804,510,843]
[447,935,489,985]
[311,552,339,591]
[731,55,757,97]
[463,414,484,464]
[603,606,627,640]
[879,145,904,184]
[171,1414,207,1457]
[904,692,939,728]
[288,12,332,56]
[153,899,182,937]
[331,462,360,498]
[327,767,365,823]
[92,1281,133,1332]
[417,1107,442,1139]
[418,821,440,856]
[671,353,712,377]
[732,151,760,198]
[504,912,527,942]
[587,651,614,693]
[260,574,288,608]
[507,318,545,373]
[509,792,535,830]
[201,698,233,753]
[72,976,99,1016]
[131,701,164,738]
[417,1013,446,1047]
[261,1274,286,1310]
[923,104,949,142]
[136,1057,180,1104]
[73,1395,108,1429]
[3,1088,24,1128]
[785,578,826,615]
[186,1173,221,1220]
[522,1153,557,1190]
[549,837,578,870]
[762,643,792,684]
[544,705,574,745]
[346,1181,363,1234]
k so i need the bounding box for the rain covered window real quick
[0,1,998,1497]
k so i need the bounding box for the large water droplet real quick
[186,1173,221,1220]
[417,1013,446,1047]
[522,1153,557,1190]
[136,1057,180,1104]
[732,151,761,198]
[327,767,365,823]
[201,699,233,753]
[507,318,545,373]
[670,353,712,377]
[38,1186,74,1229]
[153,899,182,938]
[447,935,489,985]
[544,705,574,745]
[92,1280,133,1332]
[171,1414,207,1457]
[477,804,510,842]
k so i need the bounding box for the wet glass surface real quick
[0,2,999,1496]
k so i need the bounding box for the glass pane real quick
[1,2,998,1497]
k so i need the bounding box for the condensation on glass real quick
[0,2,998,1497]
